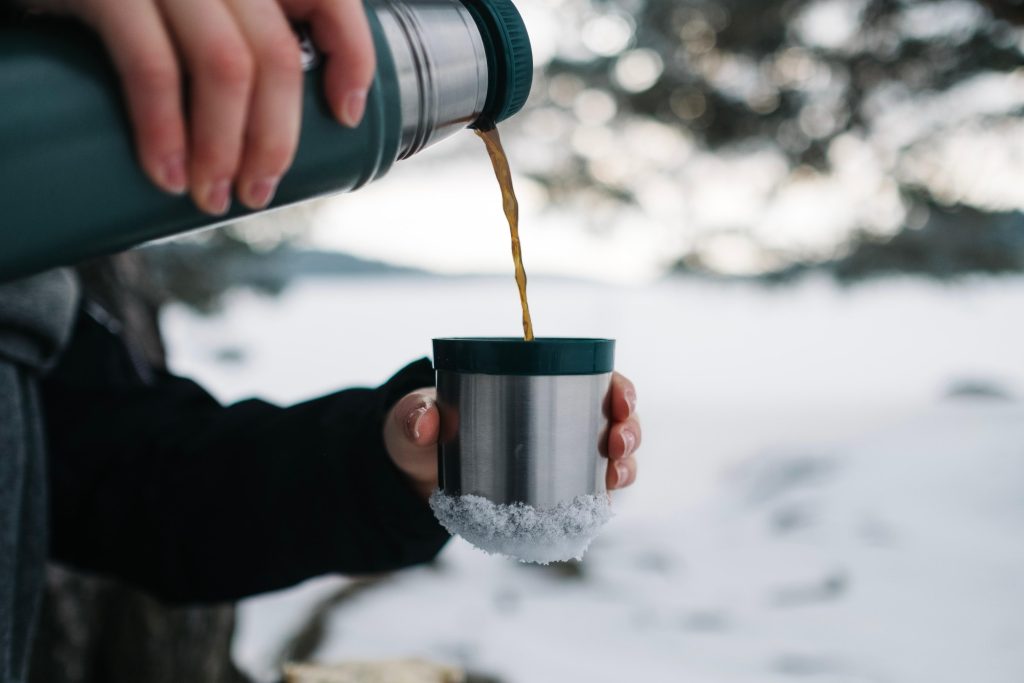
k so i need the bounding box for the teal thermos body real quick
[0,0,532,282]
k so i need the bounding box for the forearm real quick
[41,312,448,604]
[0,1,22,22]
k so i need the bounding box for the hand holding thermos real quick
[21,0,376,213]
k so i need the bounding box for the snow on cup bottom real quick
[429,490,613,564]
[431,338,616,563]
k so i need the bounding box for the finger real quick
[607,455,637,490]
[607,372,638,422]
[605,417,642,461]
[224,0,303,209]
[160,0,255,215]
[86,0,188,195]
[283,0,376,127]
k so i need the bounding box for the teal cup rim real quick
[432,337,615,376]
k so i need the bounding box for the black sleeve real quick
[1,1,24,22]
[40,309,449,604]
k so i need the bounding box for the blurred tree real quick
[521,0,1024,277]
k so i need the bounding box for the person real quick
[0,1,643,682]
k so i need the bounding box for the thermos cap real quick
[463,0,533,126]
[433,337,615,375]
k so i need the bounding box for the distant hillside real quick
[143,241,427,312]
[675,202,1024,284]
[778,204,1024,283]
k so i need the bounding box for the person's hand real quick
[23,0,375,213]
[383,373,642,500]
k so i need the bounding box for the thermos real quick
[433,337,616,509]
[0,0,532,282]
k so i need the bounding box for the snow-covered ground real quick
[163,274,1024,683]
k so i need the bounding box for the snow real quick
[428,491,613,564]
[162,274,1024,683]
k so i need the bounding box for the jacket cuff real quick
[333,358,449,567]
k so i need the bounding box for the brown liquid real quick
[475,126,535,341]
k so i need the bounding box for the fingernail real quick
[205,179,231,215]
[160,153,187,195]
[405,404,429,440]
[622,429,636,457]
[616,462,629,486]
[340,89,367,128]
[247,176,279,209]
[625,389,638,415]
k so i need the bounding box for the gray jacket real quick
[0,270,78,683]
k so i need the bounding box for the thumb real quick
[389,389,439,448]
[383,388,439,497]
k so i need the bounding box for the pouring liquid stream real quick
[475,126,535,341]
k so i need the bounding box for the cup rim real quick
[432,337,615,375]
[433,336,614,343]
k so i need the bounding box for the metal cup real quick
[433,337,615,509]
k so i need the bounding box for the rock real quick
[284,660,465,683]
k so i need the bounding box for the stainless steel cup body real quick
[434,337,615,509]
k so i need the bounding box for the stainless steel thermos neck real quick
[376,0,489,158]
[0,0,532,282]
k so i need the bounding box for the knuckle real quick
[137,119,182,151]
[245,120,299,167]
[123,55,179,92]
[191,143,240,176]
[355,58,377,88]
[258,34,302,78]
[202,40,254,89]
[246,134,297,172]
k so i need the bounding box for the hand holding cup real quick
[384,374,640,500]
